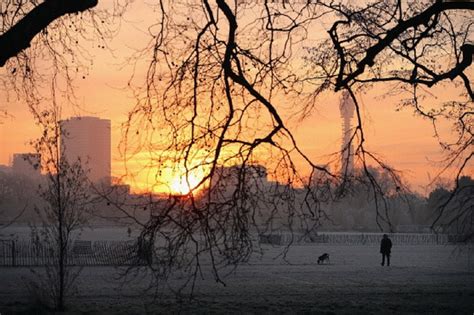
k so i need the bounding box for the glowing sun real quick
[169,174,202,195]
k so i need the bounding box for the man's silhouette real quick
[380,234,392,266]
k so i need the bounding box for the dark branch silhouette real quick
[0,0,98,67]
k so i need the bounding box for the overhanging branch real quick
[335,0,474,90]
[0,0,98,67]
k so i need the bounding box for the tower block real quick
[339,91,355,175]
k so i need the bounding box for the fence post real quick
[11,240,15,267]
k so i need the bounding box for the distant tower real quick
[60,116,111,185]
[339,91,355,175]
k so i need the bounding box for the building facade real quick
[60,116,111,184]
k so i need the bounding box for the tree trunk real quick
[57,148,65,311]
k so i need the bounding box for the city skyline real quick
[0,90,468,195]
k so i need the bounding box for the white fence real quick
[258,232,467,246]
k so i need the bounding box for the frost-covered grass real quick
[0,243,473,314]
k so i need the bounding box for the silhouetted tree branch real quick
[120,1,407,295]
[0,0,126,112]
[329,1,474,93]
[310,0,473,237]
[0,0,98,67]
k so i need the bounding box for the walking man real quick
[380,234,392,266]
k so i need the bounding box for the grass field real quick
[0,243,473,314]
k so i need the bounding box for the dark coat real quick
[380,238,392,254]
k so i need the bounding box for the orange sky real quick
[0,1,472,195]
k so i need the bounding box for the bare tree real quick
[29,107,92,311]
[429,175,474,239]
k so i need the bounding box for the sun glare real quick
[169,173,202,195]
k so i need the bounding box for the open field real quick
[0,243,473,314]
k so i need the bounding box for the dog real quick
[317,253,330,265]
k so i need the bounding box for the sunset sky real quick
[0,1,472,195]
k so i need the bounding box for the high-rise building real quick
[60,116,111,184]
[339,91,355,175]
[12,153,41,177]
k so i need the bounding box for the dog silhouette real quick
[317,253,330,264]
